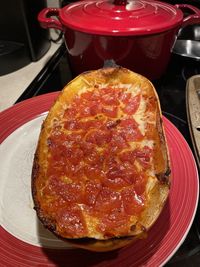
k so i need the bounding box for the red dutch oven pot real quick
[38,0,200,80]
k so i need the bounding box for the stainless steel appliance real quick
[0,0,51,76]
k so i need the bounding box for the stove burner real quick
[181,63,200,82]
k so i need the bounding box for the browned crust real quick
[31,66,171,252]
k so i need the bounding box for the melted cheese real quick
[35,77,166,240]
[134,95,146,136]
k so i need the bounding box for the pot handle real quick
[38,8,63,31]
[175,4,200,27]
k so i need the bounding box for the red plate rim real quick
[0,92,199,267]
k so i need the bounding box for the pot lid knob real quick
[114,0,127,6]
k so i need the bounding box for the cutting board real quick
[186,75,200,169]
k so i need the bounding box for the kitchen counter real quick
[0,41,61,112]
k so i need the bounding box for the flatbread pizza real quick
[32,67,171,251]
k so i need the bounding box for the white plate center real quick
[0,114,71,249]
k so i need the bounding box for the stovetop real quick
[15,42,200,266]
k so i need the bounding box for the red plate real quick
[0,92,199,267]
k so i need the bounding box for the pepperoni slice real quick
[73,95,86,106]
[120,92,131,103]
[101,93,119,106]
[60,182,84,203]
[80,140,95,154]
[89,103,103,116]
[51,145,83,166]
[102,176,130,190]
[48,132,67,147]
[135,146,152,159]
[63,104,78,118]
[81,141,104,169]
[79,105,92,117]
[105,163,135,189]
[103,154,133,190]
[47,140,74,177]
[67,132,85,143]
[84,149,102,165]
[123,127,143,142]
[84,164,104,180]
[90,91,101,101]
[121,186,145,215]
[56,205,87,237]
[122,94,141,115]
[98,208,130,237]
[134,146,152,168]
[80,91,93,100]
[134,174,147,195]
[120,118,138,128]
[45,176,84,203]
[84,179,102,206]
[106,119,121,129]
[65,161,85,179]
[47,159,65,178]
[119,150,136,164]
[64,119,81,130]
[80,119,104,130]
[95,187,122,213]
[119,118,143,141]
[108,130,129,152]
[119,146,152,168]
[102,106,118,118]
[70,147,83,164]
[47,197,67,213]
[101,87,124,99]
[85,130,112,146]
[103,155,118,170]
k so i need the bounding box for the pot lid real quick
[59,0,183,36]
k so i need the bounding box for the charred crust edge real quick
[156,167,171,186]
[31,152,39,203]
